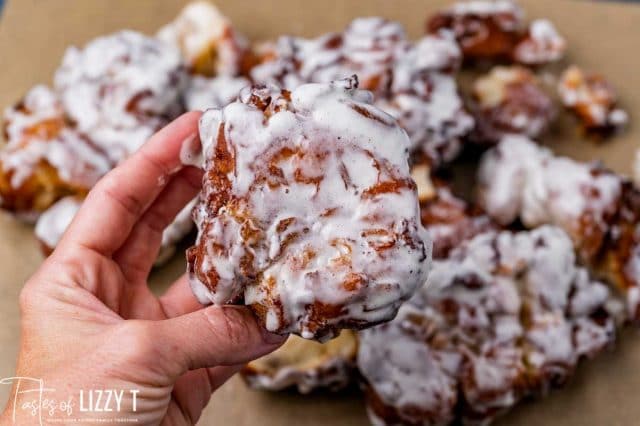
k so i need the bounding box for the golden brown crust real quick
[156,1,250,77]
[0,160,88,215]
[1,91,102,216]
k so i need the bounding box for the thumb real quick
[150,305,286,378]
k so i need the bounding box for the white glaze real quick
[514,19,566,65]
[2,86,112,189]
[183,75,249,111]
[250,18,471,166]
[477,136,640,320]
[54,30,187,163]
[478,135,621,229]
[3,85,61,143]
[251,17,406,94]
[359,225,617,425]
[358,304,458,425]
[558,66,628,130]
[189,78,431,340]
[378,71,474,164]
[399,32,462,73]
[34,196,82,249]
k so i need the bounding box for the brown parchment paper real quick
[0,1,639,425]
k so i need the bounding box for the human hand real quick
[0,112,286,425]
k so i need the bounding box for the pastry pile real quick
[1,1,636,424]
[479,136,640,321]
[359,226,618,425]
[2,31,192,261]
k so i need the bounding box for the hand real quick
[0,112,286,425]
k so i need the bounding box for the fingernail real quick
[260,327,288,345]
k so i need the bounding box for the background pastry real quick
[54,30,188,164]
[467,66,555,145]
[251,19,473,167]
[359,226,618,425]
[1,86,111,218]
[558,65,628,137]
[478,136,640,321]
[242,331,358,393]
[157,0,251,77]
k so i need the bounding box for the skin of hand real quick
[0,112,287,425]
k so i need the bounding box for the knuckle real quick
[114,321,157,362]
[103,321,177,382]
[99,177,146,218]
[178,169,203,192]
[141,206,170,236]
[18,283,38,313]
[112,320,186,383]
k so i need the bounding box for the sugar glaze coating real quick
[251,19,473,167]
[187,77,431,340]
[1,86,112,216]
[478,136,640,320]
[558,66,628,136]
[359,226,617,425]
[54,31,187,163]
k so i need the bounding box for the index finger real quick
[60,111,202,256]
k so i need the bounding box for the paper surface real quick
[0,0,639,424]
